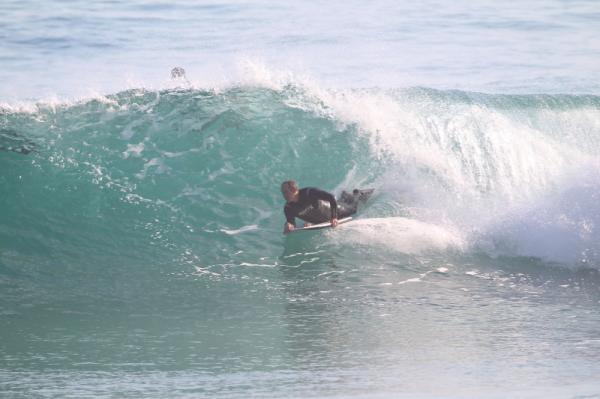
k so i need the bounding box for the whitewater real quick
[2,1,600,398]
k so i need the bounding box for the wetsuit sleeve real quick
[284,205,296,226]
[307,188,338,219]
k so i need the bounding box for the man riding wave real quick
[281,180,370,234]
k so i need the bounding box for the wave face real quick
[2,83,600,397]
[3,85,599,277]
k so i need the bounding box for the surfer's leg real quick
[340,190,354,205]
[337,188,374,218]
[338,190,360,218]
[337,203,357,219]
[341,189,374,205]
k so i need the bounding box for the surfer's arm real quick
[283,222,294,234]
[283,205,296,234]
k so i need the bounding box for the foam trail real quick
[335,217,466,254]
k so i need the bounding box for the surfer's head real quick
[281,180,299,202]
[170,67,186,79]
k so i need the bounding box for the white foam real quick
[220,225,259,235]
[398,277,423,285]
[335,217,466,254]
[479,163,600,266]
[0,91,122,115]
[122,142,145,158]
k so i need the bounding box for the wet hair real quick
[170,67,186,79]
[281,180,298,193]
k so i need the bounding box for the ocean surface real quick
[2,1,600,398]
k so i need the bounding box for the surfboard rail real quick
[288,216,353,233]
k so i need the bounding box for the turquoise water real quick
[2,1,600,398]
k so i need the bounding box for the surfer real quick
[281,180,363,234]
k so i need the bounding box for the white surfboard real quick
[289,217,353,233]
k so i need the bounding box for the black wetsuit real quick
[284,187,356,226]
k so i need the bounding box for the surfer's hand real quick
[331,218,338,228]
[283,223,294,234]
